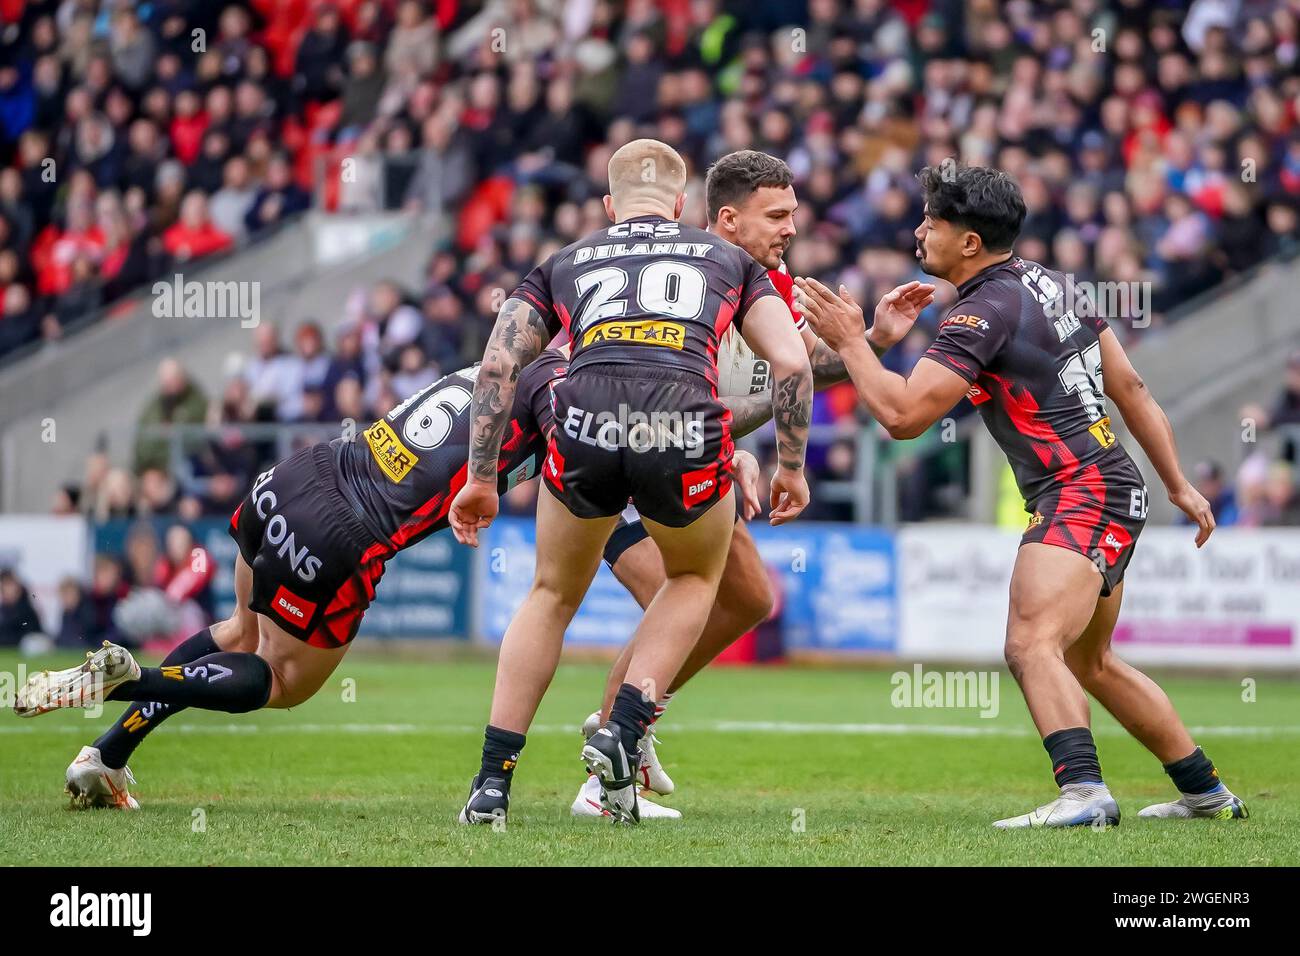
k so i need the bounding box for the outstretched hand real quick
[449,477,499,547]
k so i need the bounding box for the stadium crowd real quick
[0,0,1298,533]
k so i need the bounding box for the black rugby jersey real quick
[922,256,1140,505]
[511,215,780,388]
[332,349,569,550]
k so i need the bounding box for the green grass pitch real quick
[1,650,1296,866]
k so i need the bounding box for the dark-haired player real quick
[797,164,1246,828]
[450,139,813,825]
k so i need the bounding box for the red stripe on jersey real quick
[767,266,806,329]
[1045,464,1105,552]
[713,286,740,338]
[984,372,1080,482]
[516,289,554,325]
[555,301,574,335]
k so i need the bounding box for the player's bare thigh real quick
[534,484,622,605]
[609,535,664,609]
[253,612,351,709]
[1005,542,1105,663]
[210,553,260,653]
[716,520,773,624]
[614,517,769,617]
[639,488,736,582]
[1064,582,1124,680]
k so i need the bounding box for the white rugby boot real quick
[1139,784,1249,821]
[65,746,139,810]
[993,783,1120,829]
[15,642,141,717]
[570,774,681,820]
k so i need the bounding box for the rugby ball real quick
[715,325,772,397]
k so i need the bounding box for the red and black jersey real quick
[511,215,780,388]
[922,256,1138,505]
[766,261,807,334]
[332,349,569,552]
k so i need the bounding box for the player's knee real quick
[1003,632,1056,681]
[256,658,299,710]
[211,615,257,653]
[1066,646,1113,689]
[530,576,587,620]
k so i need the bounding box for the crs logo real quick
[607,220,680,239]
[272,585,317,625]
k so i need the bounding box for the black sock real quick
[95,629,220,769]
[479,725,526,785]
[1163,746,1220,795]
[608,682,656,757]
[1044,726,1104,787]
[108,652,272,714]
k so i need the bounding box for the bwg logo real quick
[249,468,323,582]
[151,273,260,328]
[562,403,706,458]
[50,886,152,937]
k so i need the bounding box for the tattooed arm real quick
[801,278,934,388]
[810,335,888,389]
[466,297,552,482]
[737,295,812,524]
[720,386,774,438]
[450,297,552,546]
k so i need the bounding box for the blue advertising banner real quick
[479,516,643,646]
[748,524,896,652]
[478,517,897,652]
[92,518,472,640]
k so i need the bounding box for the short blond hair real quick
[607,138,686,216]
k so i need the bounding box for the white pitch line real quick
[1,721,1297,737]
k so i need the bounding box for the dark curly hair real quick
[916,164,1027,252]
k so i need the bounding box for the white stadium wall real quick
[898,526,1300,670]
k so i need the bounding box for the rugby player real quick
[14,346,761,814]
[570,149,934,817]
[449,139,814,825]
[796,164,1247,828]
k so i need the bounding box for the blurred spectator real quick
[55,576,99,649]
[162,191,233,262]
[244,153,310,236]
[134,358,208,474]
[1190,459,1239,526]
[0,569,43,648]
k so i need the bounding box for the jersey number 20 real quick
[572,262,707,334]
